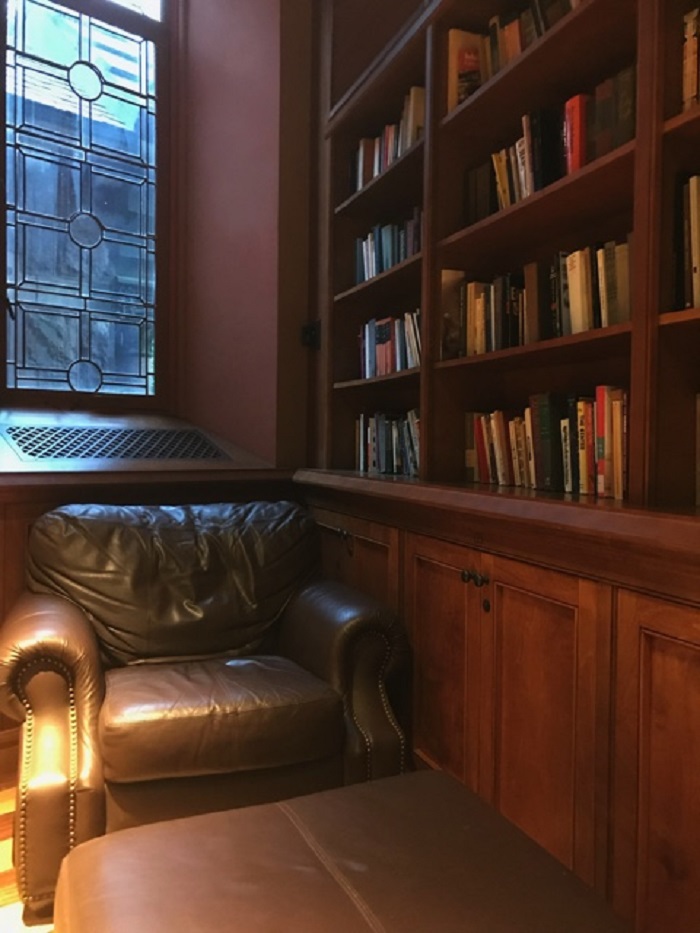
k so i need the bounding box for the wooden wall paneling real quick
[613,589,700,931]
[479,553,612,890]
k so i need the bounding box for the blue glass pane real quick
[6,0,157,396]
[25,0,79,67]
[91,318,143,375]
[91,240,143,298]
[24,226,80,288]
[93,172,144,234]
[24,154,80,218]
[24,308,79,368]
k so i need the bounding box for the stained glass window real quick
[6,0,157,395]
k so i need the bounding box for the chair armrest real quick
[0,591,105,721]
[277,579,409,784]
[0,592,106,922]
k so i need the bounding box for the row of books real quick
[465,67,635,221]
[561,66,636,173]
[352,86,425,192]
[440,269,526,360]
[465,386,628,499]
[356,409,420,477]
[359,309,421,379]
[683,8,700,112]
[549,238,632,337]
[440,238,631,359]
[446,1,580,112]
[354,207,423,284]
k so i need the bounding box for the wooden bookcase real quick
[316,0,700,515]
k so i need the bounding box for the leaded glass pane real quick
[6,0,157,395]
[106,0,161,22]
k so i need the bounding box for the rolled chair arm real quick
[0,592,106,924]
[277,579,409,784]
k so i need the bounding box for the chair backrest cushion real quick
[26,500,319,666]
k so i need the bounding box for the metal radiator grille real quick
[4,426,231,461]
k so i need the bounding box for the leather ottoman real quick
[53,771,629,932]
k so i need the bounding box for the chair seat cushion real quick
[99,656,343,783]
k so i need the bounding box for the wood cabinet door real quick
[480,553,613,890]
[403,533,482,790]
[613,589,700,931]
[310,508,400,612]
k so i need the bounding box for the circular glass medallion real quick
[68,359,103,393]
[68,61,103,101]
[69,212,103,249]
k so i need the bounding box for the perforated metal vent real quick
[4,425,231,461]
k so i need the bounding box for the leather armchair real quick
[0,500,408,925]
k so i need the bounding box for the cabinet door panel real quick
[614,590,700,930]
[310,508,400,611]
[404,534,481,789]
[482,554,612,888]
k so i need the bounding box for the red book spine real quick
[564,93,588,174]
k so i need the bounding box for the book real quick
[402,86,426,152]
[689,175,700,307]
[440,270,466,359]
[684,9,700,112]
[466,281,488,356]
[595,384,615,498]
[447,29,484,112]
[406,409,420,471]
[566,248,594,333]
[596,240,618,328]
[356,138,375,190]
[490,410,514,485]
[539,0,572,29]
[614,239,631,323]
[560,416,573,493]
[491,148,511,209]
[501,14,522,65]
[529,107,564,190]
[473,413,491,483]
[529,391,566,491]
[577,397,597,495]
[611,388,628,501]
[512,415,530,487]
[613,65,636,147]
[523,260,548,344]
[563,93,590,174]
[523,405,537,488]
[594,76,615,158]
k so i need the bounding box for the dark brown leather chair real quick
[0,500,408,925]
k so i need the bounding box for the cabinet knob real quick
[471,573,489,588]
[461,569,473,584]
[329,526,354,555]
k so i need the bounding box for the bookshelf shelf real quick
[334,368,421,391]
[439,142,635,271]
[333,252,422,306]
[435,321,632,372]
[334,141,424,218]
